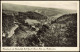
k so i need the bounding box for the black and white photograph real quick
[1,1,79,51]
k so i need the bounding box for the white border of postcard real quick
[1,1,79,51]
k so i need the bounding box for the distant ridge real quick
[2,3,77,17]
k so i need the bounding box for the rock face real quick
[7,24,19,38]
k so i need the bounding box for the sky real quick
[2,1,78,10]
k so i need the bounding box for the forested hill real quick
[54,13,77,24]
